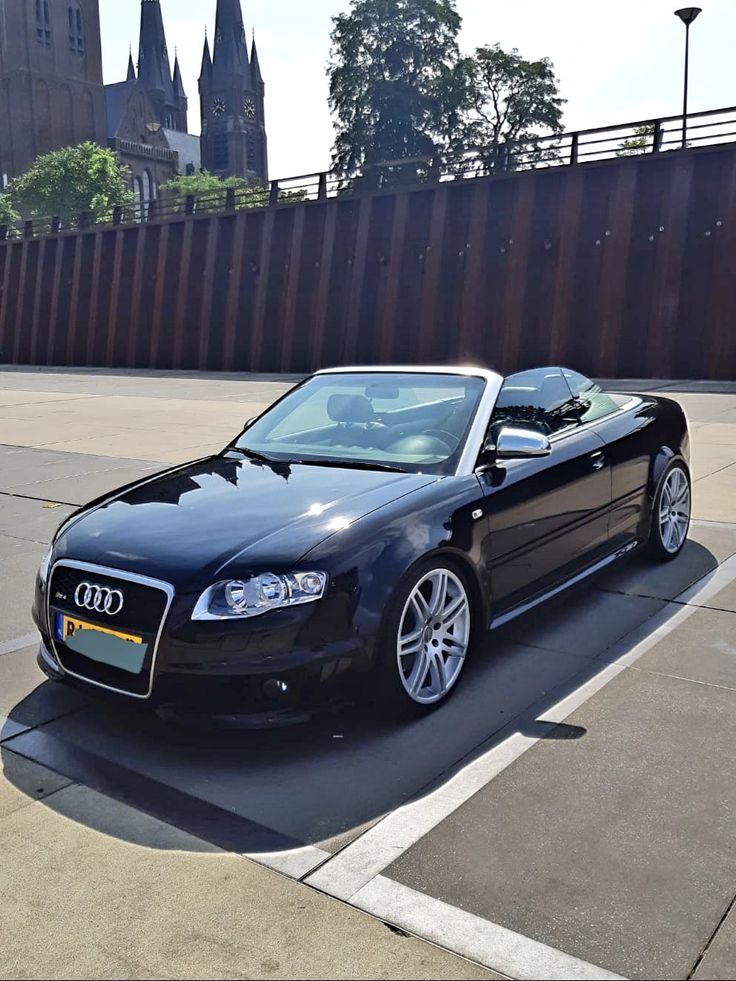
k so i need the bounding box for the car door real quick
[477,368,612,614]
[563,370,656,550]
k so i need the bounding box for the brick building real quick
[0,0,108,186]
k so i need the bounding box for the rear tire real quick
[648,461,691,562]
[373,559,475,718]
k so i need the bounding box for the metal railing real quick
[2,104,736,241]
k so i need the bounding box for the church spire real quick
[199,32,212,81]
[172,52,186,99]
[212,0,249,80]
[127,47,136,81]
[137,0,173,95]
[250,32,263,87]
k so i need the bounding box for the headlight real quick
[192,571,328,621]
[38,547,53,587]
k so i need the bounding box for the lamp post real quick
[674,7,702,150]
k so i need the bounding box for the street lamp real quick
[674,7,702,150]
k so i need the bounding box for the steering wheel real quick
[424,430,460,451]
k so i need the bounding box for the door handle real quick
[591,451,605,471]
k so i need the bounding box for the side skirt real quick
[489,540,640,631]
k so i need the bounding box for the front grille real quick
[48,564,171,697]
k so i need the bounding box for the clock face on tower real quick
[211,97,226,117]
[243,97,256,120]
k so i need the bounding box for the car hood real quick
[54,454,439,586]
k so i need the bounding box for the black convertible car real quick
[33,366,691,722]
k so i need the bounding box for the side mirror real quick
[494,426,552,459]
[244,416,256,430]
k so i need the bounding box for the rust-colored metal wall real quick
[1,144,735,379]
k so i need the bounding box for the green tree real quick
[161,171,305,212]
[328,0,465,176]
[458,45,565,169]
[8,142,133,221]
[0,193,19,236]
[616,124,654,157]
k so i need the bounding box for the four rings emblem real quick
[74,582,124,616]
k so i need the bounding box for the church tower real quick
[0,0,107,183]
[198,0,268,183]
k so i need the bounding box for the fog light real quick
[263,679,289,701]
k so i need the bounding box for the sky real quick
[99,0,736,180]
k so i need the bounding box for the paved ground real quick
[1,367,736,980]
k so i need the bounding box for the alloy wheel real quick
[659,466,691,554]
[396,568,471,705]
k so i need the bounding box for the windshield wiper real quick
[290,458,409,474]
[227,445,278,465]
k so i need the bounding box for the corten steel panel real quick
[12,239,39,363]
[32,238,58,364]
[285,203,328,373]
[226,211,264,372]
[1,244,23,360]
[203,215,236,371]
[593,163,638,375]
[66,234,96,366]
[563,165,616,376]
[425,184,474,366]
[352,195,397,366]
[316,199,361,370]
[645,155,695,379]
[616,157,673,378]
[389,189,434,364]
[258,208,295,371]
[180,218,213,370]
[704,155,736,380]
[152,221,185,369]
[455,182,495,367]
[671,151,729,379]
[130,225,163,368]
[517,170,565,370]
[89,231,117,367]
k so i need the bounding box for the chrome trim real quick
[489,540,640,630]
[496,427,552,459]
[315,365,502,382]
[47,559,175,700]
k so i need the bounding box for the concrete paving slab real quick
[692,424,736,446]
[0,542,47,641]
[385,669,736,981]
[0,747,73,818]
[597,531,732,602]
[3,640,595,858]
[0,781,497,980]
[691,441,736,481]
[500,584,666,659]
[0,647,89,728]
[692,466,736,523]
[0,494,75,544]
[692,899,736,980]
[634,607,736,689]
[2,463,166,507]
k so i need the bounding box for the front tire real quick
[375,560,474,716]
[649,462,691,561]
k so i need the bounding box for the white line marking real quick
[0,633,39,658]
[249,846,331,880]
[352,876,626,981]
[307,553,736,903]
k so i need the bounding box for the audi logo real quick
[74,582,125,616]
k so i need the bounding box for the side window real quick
[563,369,621,424]
[490,368,581,438]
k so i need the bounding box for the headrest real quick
[327,393,375,424]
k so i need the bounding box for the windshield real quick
[234,372,487,475]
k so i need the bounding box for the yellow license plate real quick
[59,615,143,646]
